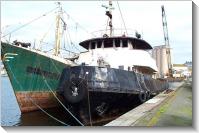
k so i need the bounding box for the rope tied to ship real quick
[2,47,84,126]
[3,58,70,126]
[36,57,84,126]
[134,72,148,102]
[39,69,85,126]
[84,72,93,126]
[51,58,93,126]
[31,59,84,126]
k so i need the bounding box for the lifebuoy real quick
[63,78,87,104]
[138,92,147,103]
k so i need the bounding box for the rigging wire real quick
[2,7,58,38]
[116,1,128,35]
[60,48,78,54]
[63,30,72,55]
[65,26,81,53]
[39,21,55,50]
[62,10,97,37]
[59,14,81,55]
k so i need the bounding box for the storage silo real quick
[152,45,170,78]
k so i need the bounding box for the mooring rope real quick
[29,50,84,126]
[2,47,82,126]
[85,74,93,126]
[40,76,84,126]
[36,58,84,126]
[4,59,70,126]
[142,75,150,92]
[134,72,144,92]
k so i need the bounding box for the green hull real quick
[1,42,72,92]
[1,42,75,112]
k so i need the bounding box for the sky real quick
[1,1,192,64]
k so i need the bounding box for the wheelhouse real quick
[79,37,153,50]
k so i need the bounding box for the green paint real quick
[1,42,68,92]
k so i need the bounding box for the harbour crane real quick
[161,5,172,77]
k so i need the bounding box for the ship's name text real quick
[26,66,60,80]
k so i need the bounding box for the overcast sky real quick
[1,1,192,64]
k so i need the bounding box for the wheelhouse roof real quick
[79,36,153,50]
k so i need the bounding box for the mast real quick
[54,2,62,56]
[109,1,113,37]
[102,0,114,37]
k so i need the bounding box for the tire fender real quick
[63,78,87,104]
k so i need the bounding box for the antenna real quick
[102,0,114,37]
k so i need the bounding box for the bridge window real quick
[104,40,113,48]
[91,42,96,49]
[129,40,133,49]
[97,41,102,48]
[115,39,120,47]
[122,40,128,47]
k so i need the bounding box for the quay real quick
[105,79,192,126]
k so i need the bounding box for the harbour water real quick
[0,76,78,126]
[1,76,159,126]
[1,76,21,126]
[0,76,141,126]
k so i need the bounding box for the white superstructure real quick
[76,37,158,75]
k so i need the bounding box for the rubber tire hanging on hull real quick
[63,78,87,104]
[138,92,147,103]
[146,91,151,99]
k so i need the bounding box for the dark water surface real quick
[1,76,79,126]
[1,76,21,126]
[1,76,143,126]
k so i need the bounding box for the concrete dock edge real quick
[104,82,185,126]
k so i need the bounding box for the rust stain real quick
[15,92,64,113]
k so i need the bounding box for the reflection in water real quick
[20,107,79,126]
[1,76,21,126]
[1,76,78,126]
[1,76,141,126]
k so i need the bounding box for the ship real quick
[56,1,169,125]
[1,2,76,113]
[1,1,169,125]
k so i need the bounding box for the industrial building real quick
[151,45,171,78]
